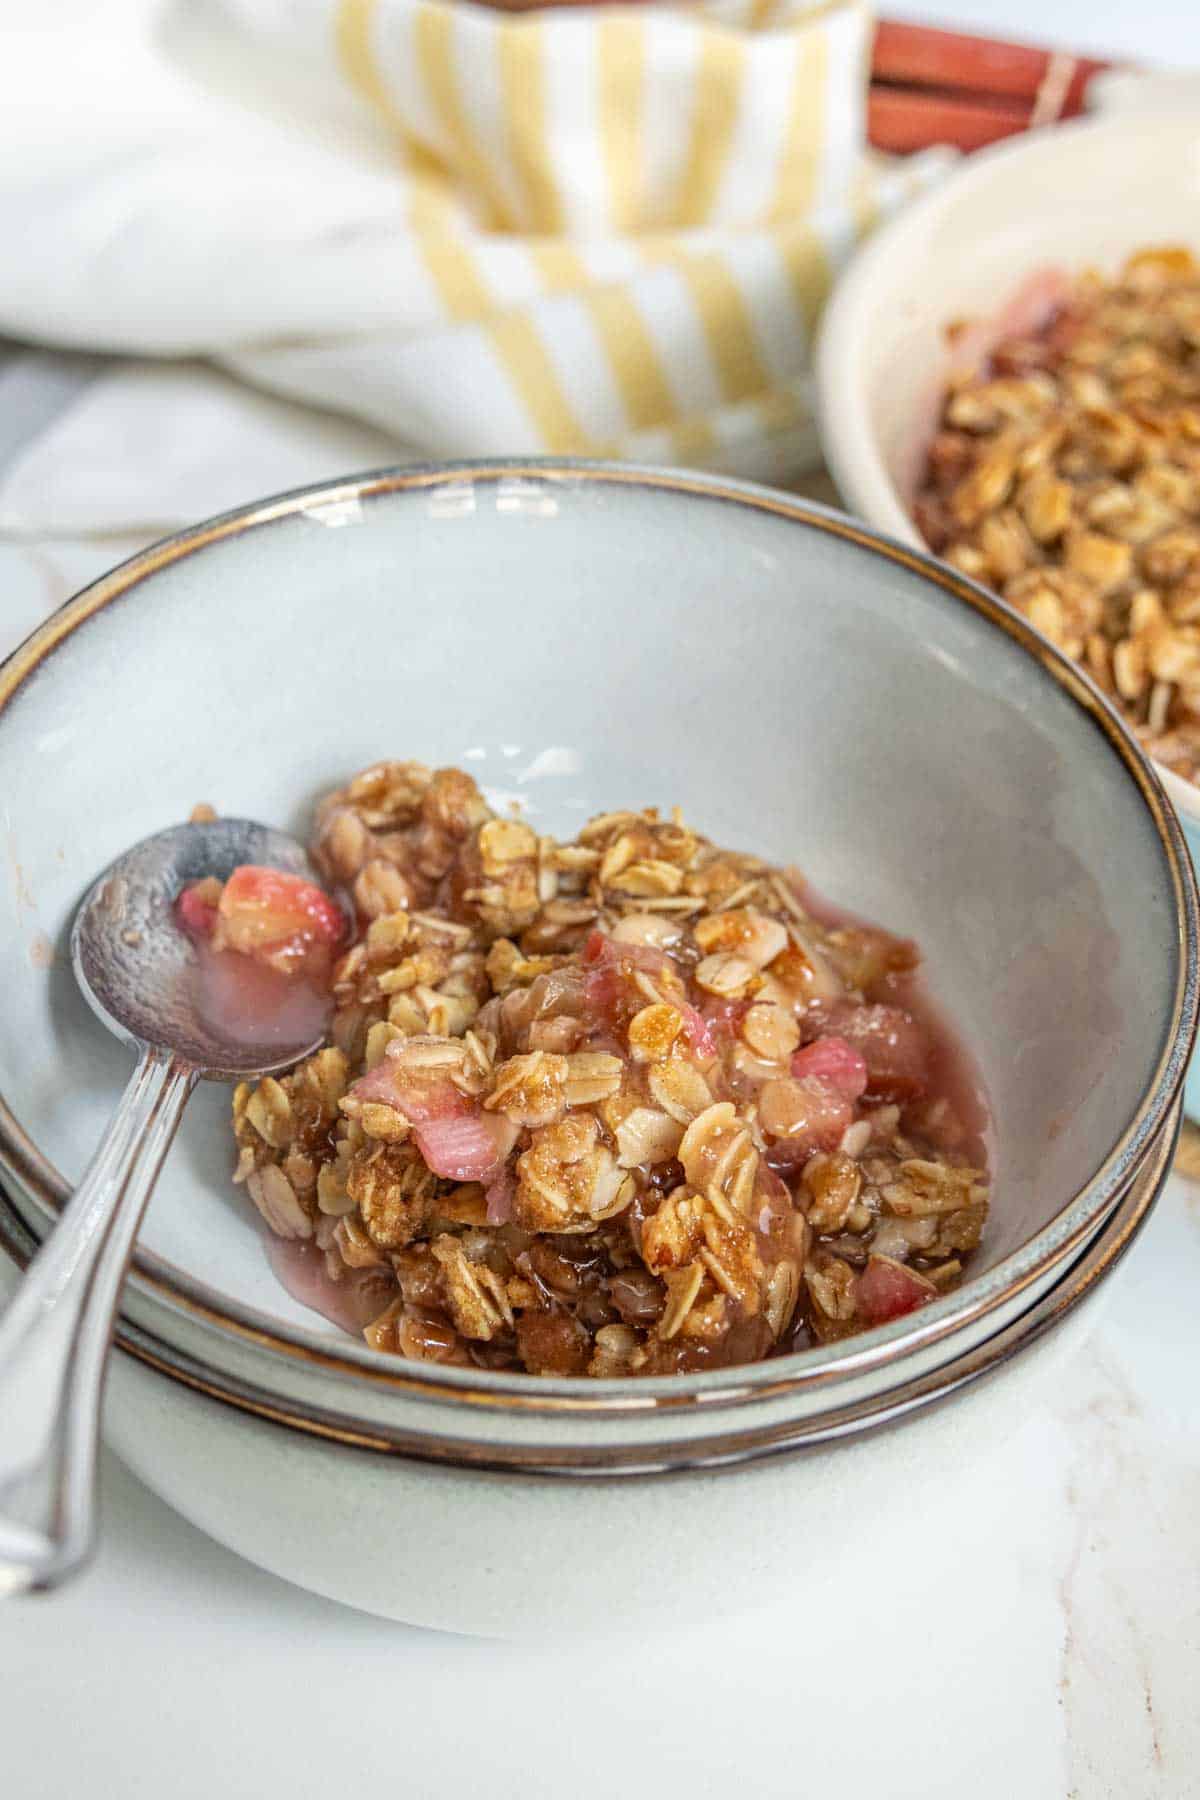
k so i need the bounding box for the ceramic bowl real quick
[813,111,1200,1113]
[0,461,1194,1633]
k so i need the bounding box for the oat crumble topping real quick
[229,761,990,1377]
[915,247,1200,784]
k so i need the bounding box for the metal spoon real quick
[0,819,328,1595]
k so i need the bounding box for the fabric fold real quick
[0,0,953,498]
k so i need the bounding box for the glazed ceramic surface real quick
[0,463,1193,1623]
[813,113,1200,1112]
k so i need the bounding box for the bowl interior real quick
[0,467,1186,1342]
[817,114,1200,545]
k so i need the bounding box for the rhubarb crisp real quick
[915,247,1200,783]
[227,761,990,1377]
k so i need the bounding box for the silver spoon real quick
[0,819,329,1595]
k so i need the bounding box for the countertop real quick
[2,3,1199,1795]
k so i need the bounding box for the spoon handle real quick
[0,1048,195,1594]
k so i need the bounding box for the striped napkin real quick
[232,0,954,476]
[0,0,948,515]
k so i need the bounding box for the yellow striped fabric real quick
[218,0,919,483]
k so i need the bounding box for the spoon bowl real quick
[72,817,328,1077]
[1,816,327,1593]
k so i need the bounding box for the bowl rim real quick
[813,108,1200,825]
[0,457,1195,1419]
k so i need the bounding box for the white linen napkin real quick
[0,0,949,536]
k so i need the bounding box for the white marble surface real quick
[3,0,1200,1789]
